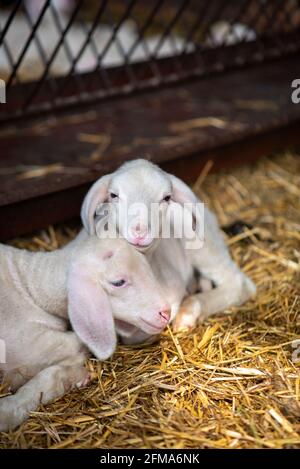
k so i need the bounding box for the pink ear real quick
[81,174,111,235]
[68,263,116,361]
[169,174,199,230]
[169,173,197,205]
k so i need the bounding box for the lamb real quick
[81,159,256,332]
[0,230,170,431]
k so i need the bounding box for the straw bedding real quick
[0,152,299,449]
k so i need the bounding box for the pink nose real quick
[158,307,171,324]
[131,223,148,240]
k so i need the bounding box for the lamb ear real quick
[168,174,200,230]
[169,174,198,204]
[67,263,116,361]
[81,174,112,235]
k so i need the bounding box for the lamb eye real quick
[111,279,126,287]
[110,193,118,199]
[163,195,171,202]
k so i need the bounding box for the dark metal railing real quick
[0,0,300,122]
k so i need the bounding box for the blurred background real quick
[1,0,299,82]
[1,0,300,115]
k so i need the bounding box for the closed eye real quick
[110,279,127,287]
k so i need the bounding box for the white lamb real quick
[81,159,256,331]
[0,230,170,431]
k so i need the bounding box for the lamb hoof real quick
[172,296,202,332]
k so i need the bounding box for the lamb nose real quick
[159,308,171,323]
[132,226,148,240]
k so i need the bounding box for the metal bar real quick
[22,2,57,105]
[125,0,164,60]
[6,0,52,89]
[0,36,19,84]
[22,0,84,112]
[47,1,86,98]
[95,0,139,67]
[78,20,112,91]
[257,1,290,58]
[180,1,214,54]
[0,0,22,45]
[151,0,191,58]
[101,2,138,90]
[183,0,229,76]
[198,0,231,49]
[236,1,283,62]
[216,0,251,48]
[178,0,215,75]
[124,0,165,85]
[54,0,109,100]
